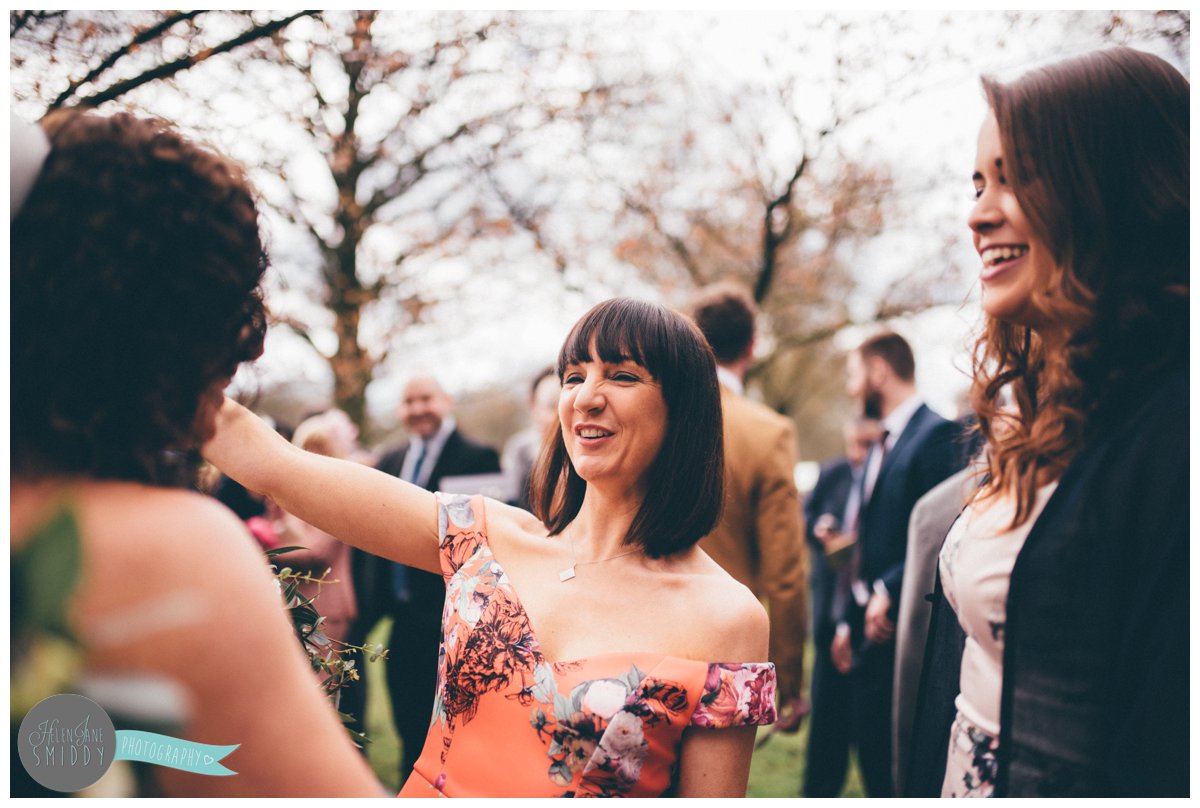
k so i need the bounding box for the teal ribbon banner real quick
[114,730,238,776]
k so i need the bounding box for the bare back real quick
[12,480,380,797]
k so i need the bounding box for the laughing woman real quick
[907,48,1188,797]
[204,298,776,797]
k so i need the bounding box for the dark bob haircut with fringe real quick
[530,298,724,558]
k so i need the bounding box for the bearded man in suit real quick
[689,283,810,734]
[831,331,964,797]
[350,376,500,785]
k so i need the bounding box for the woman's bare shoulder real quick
[59,482,284,650]
[72,482,266,573]
[672,552,769,662]
[480,496,550,550]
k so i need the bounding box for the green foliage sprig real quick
[264,545,388,745]
[11,505,85,721]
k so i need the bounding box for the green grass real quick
[747,720,865,798]
[361,619,403,794]
[359,620,863,797]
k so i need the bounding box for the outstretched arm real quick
[203,397,440,574]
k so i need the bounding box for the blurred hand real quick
[812,514,840,547]
[864,592,895,644]
[831,632,852,675]
[774,695,810,733]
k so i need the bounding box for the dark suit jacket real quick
[804,457,856,647]
[854,404,963,626]
[353,429,501,630]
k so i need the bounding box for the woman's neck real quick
[570,487,644,560]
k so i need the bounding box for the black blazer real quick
[354,429,500,628]
[804,457,855,645]
[857,404,963,616]
[907,365,1189,796]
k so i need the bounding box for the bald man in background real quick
[352,376,499,786]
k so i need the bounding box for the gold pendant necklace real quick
[558,524,640,582]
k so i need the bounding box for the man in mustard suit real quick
[690,284,809,731]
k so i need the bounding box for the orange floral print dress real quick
[397,494,777,798]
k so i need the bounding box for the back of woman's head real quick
[12,111,268,483]
[983,47,1189,380]
[293,410,357,460]
[531,297,724,557]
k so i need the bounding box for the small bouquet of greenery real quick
[265,545,387,745]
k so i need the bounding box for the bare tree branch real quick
[10,10,65,37]
[271,314,325,358]
[756,153,808,303]
[482,164,569,273]
[623,192,707,286]
[50,11,204,108]
[59,10,319,110]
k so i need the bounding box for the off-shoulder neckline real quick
[440,493,770,671]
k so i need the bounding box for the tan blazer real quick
[700,384,808,698]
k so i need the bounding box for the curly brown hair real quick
[12,111,268,484]
[970,48,1189,526]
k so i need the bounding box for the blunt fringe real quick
[971,47,1189,526]
[530,298,724,558]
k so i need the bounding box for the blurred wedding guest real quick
[270,411,361,648]
[502,366,560,509]
[10,111,380,796]
[689,284,809,734]
[832,331,963,797]
[891,393,984,792]
[801,416,879,797]
[349,376,500,784]
[891,465,974,793]
[907,48,1188,797]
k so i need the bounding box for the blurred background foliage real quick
[11,10,1188,462]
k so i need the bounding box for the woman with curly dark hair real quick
[906,48,1188,797]
[11,111,381,796]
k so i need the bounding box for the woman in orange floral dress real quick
[205,298,777,796]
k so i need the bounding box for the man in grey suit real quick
[892,466,974,794]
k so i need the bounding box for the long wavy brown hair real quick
[971,47,1189,526]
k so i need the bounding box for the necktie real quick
[391,444,430,601]
[862,429,891,504]
[409,444,428,488]
[849,430,890,607]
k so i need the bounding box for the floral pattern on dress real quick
[527,664,691,797]
[426,494,779,796]
[432,500,539,745]
[943,712,999,797]
[691,662,778,728]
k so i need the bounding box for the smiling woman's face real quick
[968,112,1058,333]
[557,351,667,494]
